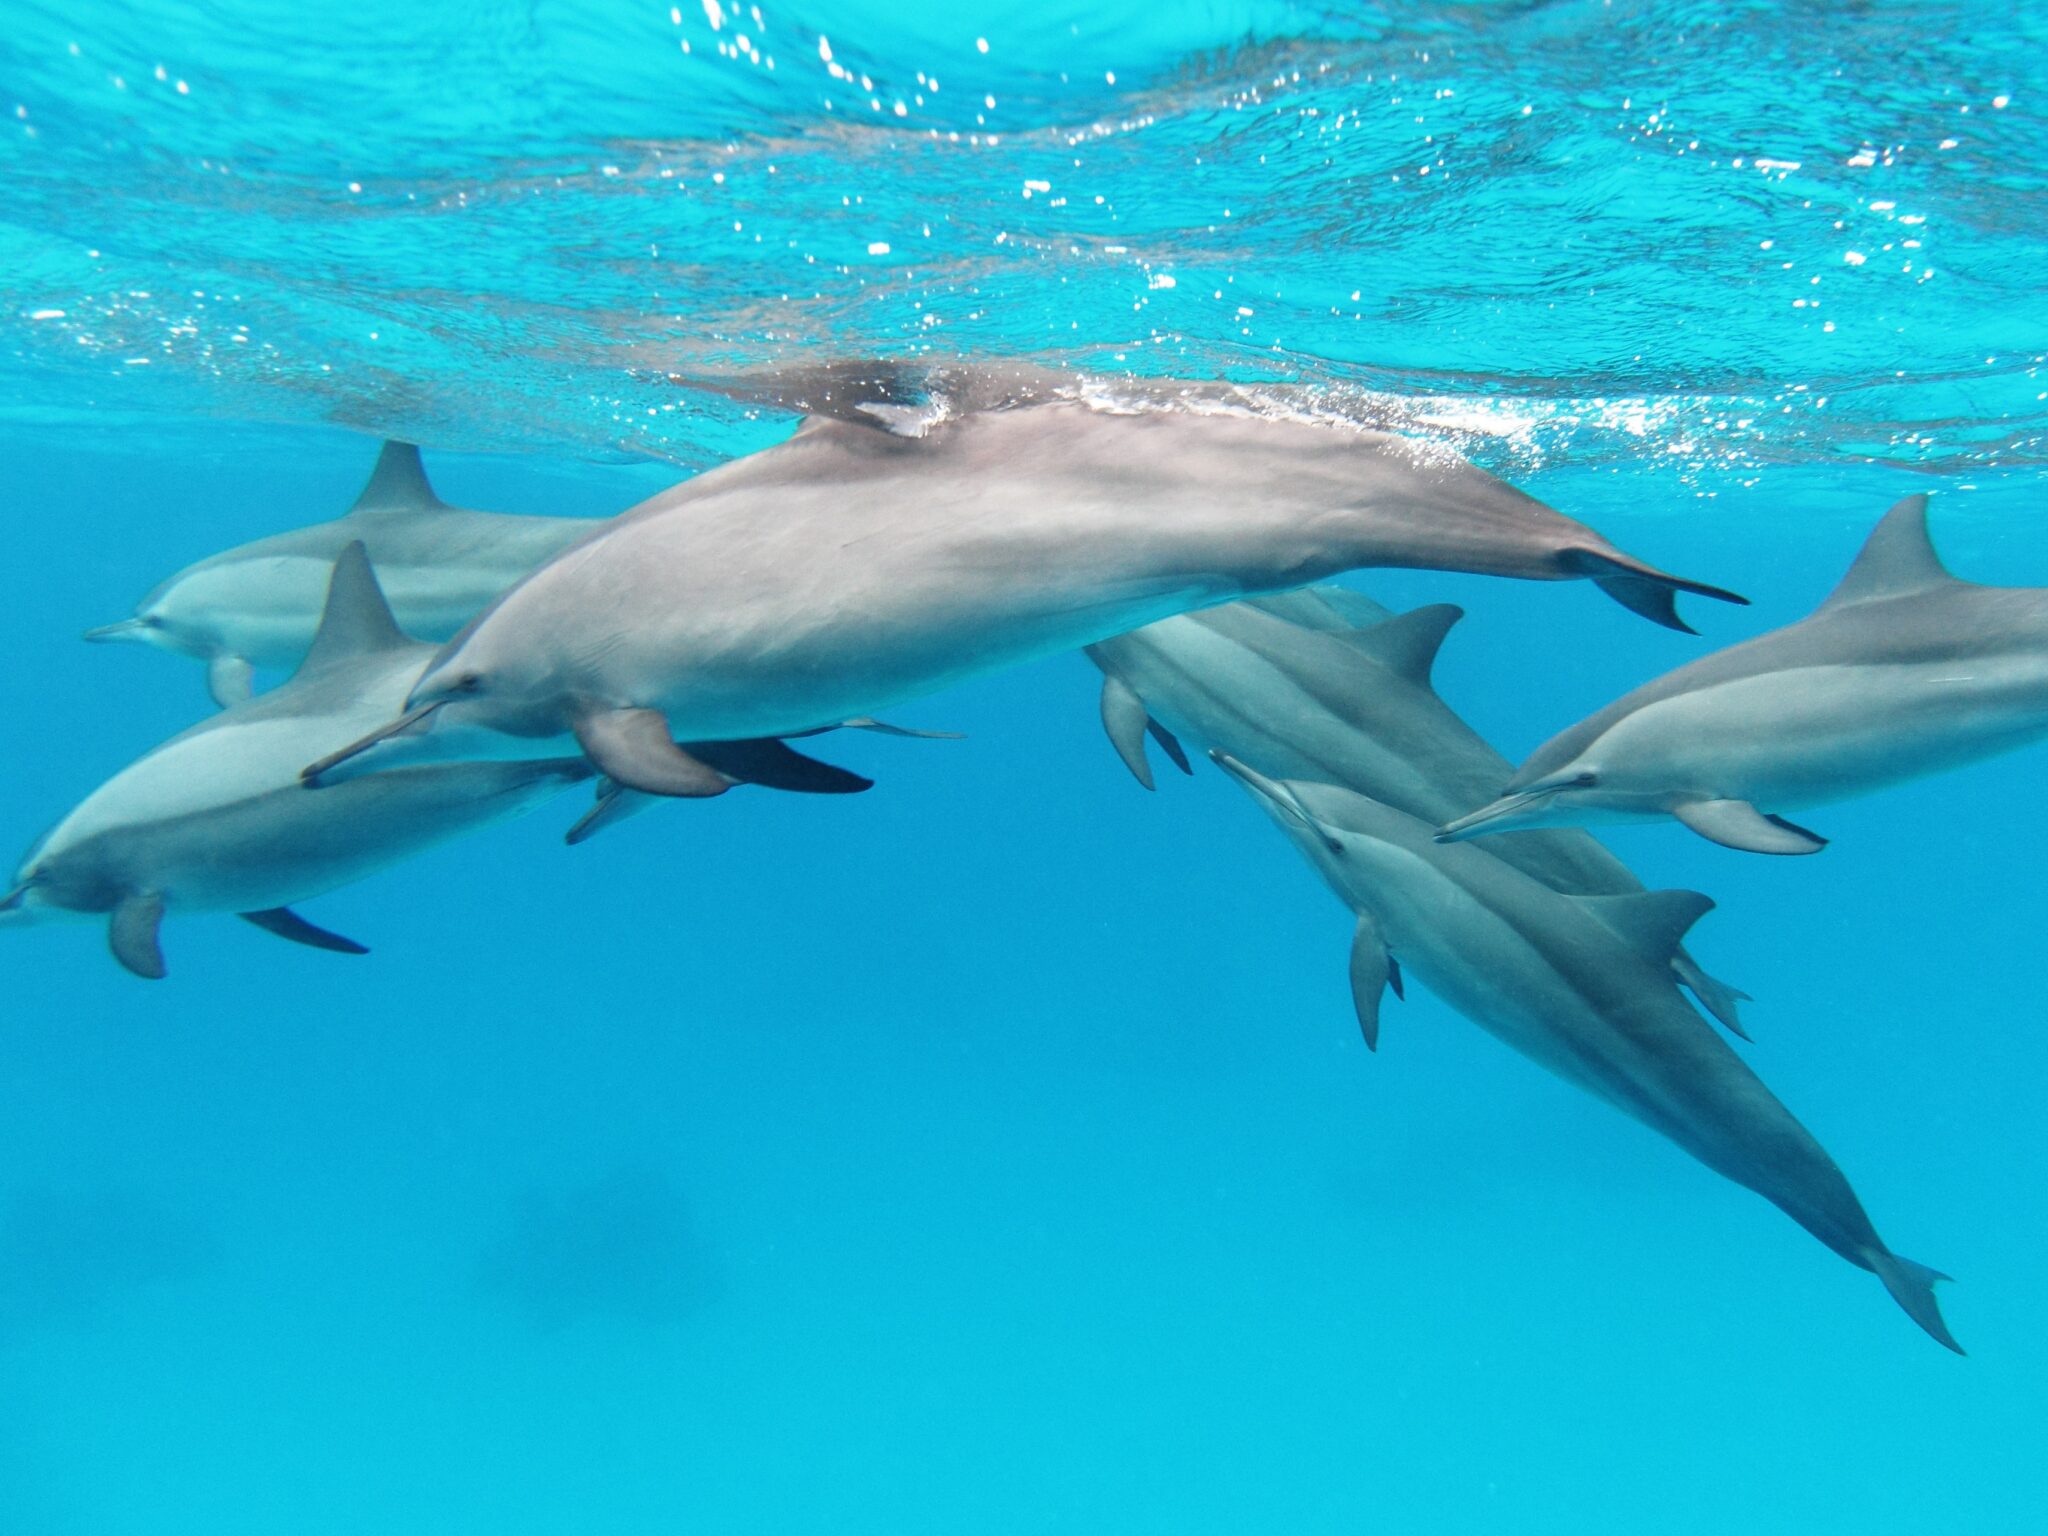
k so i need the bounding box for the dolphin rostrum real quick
[10,544,867,977]
[1084,587,1749,1032]
[84,440,599,705]
[1438,493,2047,854]
[1214,754,1958,1352]
[304,399,1743,794]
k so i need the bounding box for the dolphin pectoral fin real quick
[1670,948,1752,1040]
[572,709,731,799]
[838,717,966,739]
[684,738,873,794]
[238,907,369,955]
[1673,799,1828,855]
[1348,914,1397,1051]
[109,893,167,980]
[1149,719,1193,777]
[1099,675,1158,789]
[1561,550,1748,633]
[565,780,657,845]
[206,653,255,708]
[1868,1251,1963,1355]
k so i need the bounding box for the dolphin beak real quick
[1435,787,1559,843]
[301,699,444,786]
[1210,750,1284,802]
[1209,752,1339,848]
[0,882,27,912]
[82,618,151,643]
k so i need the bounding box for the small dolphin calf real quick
[1214,754,1958,1351]
[1085,587,1748,1032]
[1439,493,2048,853]
[306,399,1742,794]
[86,440,598,705]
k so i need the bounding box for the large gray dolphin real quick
[1213,754,1958,1352]
[304,400,1743,794]
[84,440,599,706]
[1084,587,1749,1032]
[9,544,868,977]
[1438,493,2047,854]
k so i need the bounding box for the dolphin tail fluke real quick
[239,906,369,956]
[1561,549,1748,633]
[1869,1250,1963,1355]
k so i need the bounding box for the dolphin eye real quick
[450,673,484,694]
[1574,771,1599,786]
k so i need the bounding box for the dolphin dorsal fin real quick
[347,441,444,515]
[1819,495,1953,608]
[1332,604,1465,688]
[1570,889,1716,967]
[292,542,411,680]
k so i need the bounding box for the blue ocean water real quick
[1,2,2045,1531]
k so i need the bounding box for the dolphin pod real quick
[1083,588,1751,1034]
[1213,755,1959,1353]
[11,389,1997,1352]
[1438,493,2048,853]
[84,440,599,706]
[300,400,1742,793]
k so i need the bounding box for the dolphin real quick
[303,399,1743,794]
[1438,493,2048,854]
[84,440,599,706]
[1084,588,1749,1032]
[1213,754,1959,1352]
[9,545,867,978]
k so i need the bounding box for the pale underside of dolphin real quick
[84,439,600,706]
[1083,586,1750,1033]
[304,396,1744,796]
[1214,754,1959,1352]
[1438,492,2048,854]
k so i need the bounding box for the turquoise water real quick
[2,2,2046,1531]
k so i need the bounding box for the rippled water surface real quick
[5,0,2043,470]
[2,3,2046,1533]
